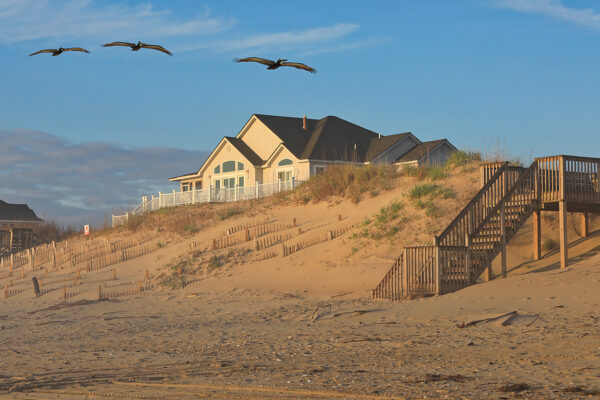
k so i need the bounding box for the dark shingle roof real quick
[253,114,316,158]
[254,114,411,163]
[394,139,453,163]
[0,200,43,222]
[225,137,264,166]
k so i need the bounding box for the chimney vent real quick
[302,115,307,130]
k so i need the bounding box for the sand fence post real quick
[63,286,67,300]
[145,269,149,281]
[113,269,117,281]
[98,285,103,300]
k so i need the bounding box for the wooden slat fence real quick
[282,225,354,257]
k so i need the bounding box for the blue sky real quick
[1,0,600,223]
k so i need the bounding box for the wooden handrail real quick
[437,163,509,245]
[470,160,538,241]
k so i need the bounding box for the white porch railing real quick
[112,179,303,227]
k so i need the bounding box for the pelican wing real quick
[141,44,172,55]
[233,57,274,66]
[29,49,57,56]
[102,41,135,48]
[280,61,317,73]
[64,47,90,53]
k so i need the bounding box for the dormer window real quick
[278,159,293,166]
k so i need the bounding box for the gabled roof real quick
[0,200,43,223]
[225,137,264,166]
[394,139,456,163]
[253,114,316,159]
[366,132,414,161]
[254,114,412,163]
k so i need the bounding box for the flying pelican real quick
[102,41,172,56]
[233,57,317,73]
[29,47,90,56]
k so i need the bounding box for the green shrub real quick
[409,183,438,199]
[426,166,447,181]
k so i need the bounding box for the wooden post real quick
[113,269,117,280]
[338,214,342,222]
[500,202,506,278]
[98,285,102,300]
[9,229,13,254]
[293,218,296,227]
[63,286,67,299]
[581,212,589,238]
[533,209,541,261]
[559,201,568,269]
[559,156,568,269]
[145,269,149,280]
[465,234,472,284]
[434,244,441,295]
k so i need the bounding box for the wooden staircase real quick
[373,159,542,300]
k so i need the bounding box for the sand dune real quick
[1,166,599,398]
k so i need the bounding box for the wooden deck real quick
[373,155,600,301]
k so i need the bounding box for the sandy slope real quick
[1,167,599,399]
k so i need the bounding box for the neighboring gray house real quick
[394,139,457,168]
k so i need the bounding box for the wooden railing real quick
[536,155,600,203]
[470,161,538,275]
[372,254,404,300]
[437,162,523,247]
[480,162,525,188]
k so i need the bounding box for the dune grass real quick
[294,164,399,204]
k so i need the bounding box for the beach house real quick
[170,114,456,191]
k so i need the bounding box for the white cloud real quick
[497,0,600,29]
[0,129,209,224]
[177,23,361,53]
[0,0,235,43]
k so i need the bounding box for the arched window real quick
[238,162,244,171]
[278,158,293,166]
[213,165,220,174]
[222,161,235,173]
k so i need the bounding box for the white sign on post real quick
[84,225,90,236]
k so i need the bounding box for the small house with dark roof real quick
[169,114,455,191]
[394,139,457,168]
[0,199,43,255]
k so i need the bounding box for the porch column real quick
[533,209,541,260]
[581,212,589,238]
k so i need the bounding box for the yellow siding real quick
[202,141,257,187]
[239,118,282,161]
[262,148,300,184]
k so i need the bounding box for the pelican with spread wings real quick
[233,57,317,73]
[29,47,90,56]
[102,41,172,55]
